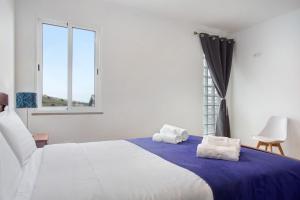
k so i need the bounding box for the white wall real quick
[0,0,15,107]
[15,0,226,143]
[230,9,300,159]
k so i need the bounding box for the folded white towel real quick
[197,135,241,161]
[202,135,241,150]
[196,143,240,161]
[152,133,182,144]
[160,124,189,141]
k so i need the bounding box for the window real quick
[37,20,100,111]
[203,59,220,134]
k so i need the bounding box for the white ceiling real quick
[104,0,300,32]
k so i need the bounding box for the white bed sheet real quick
[14,149,43,200]
[16,140,213,200]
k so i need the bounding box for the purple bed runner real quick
[128,136,300,200]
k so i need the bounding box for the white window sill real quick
[31,109,104,116]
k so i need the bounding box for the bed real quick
[1,110,300,200]
[12,136,300,200]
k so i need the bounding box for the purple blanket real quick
[128,136,300,200]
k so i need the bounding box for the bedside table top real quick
[33,133,48,141]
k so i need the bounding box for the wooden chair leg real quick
[256,141,285,156]
[277,143,284,156]
[256,141,261,149]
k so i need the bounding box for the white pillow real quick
[0,110,36,166]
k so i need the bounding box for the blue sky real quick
[43,24,95,103]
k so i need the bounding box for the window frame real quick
[203,57,220,134]
[36,18,102,113]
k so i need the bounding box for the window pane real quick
[207,125,216,134]
[72,28,95,107]
[42,24,68,107]
[204,106,217,115]
[203,58,220,134]
[204,115,216,124]
[208,78,214,86]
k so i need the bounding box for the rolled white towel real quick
[161,133,182,144]
[180,131,189,141]
[160,124,189,141]
[152,132,182,144]
[202,135,241,151]
[152,133,163,142]
[196,143,240,161]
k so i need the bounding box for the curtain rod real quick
[194,32,234,41]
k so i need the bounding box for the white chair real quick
[252,116,288,155]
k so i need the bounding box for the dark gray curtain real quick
[199,33,234,137]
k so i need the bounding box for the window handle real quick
[38,64,40,71]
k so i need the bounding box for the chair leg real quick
[265,143,268,151]
[269,144,273,152]
[277,143,285,156]
[256,141,261,149]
